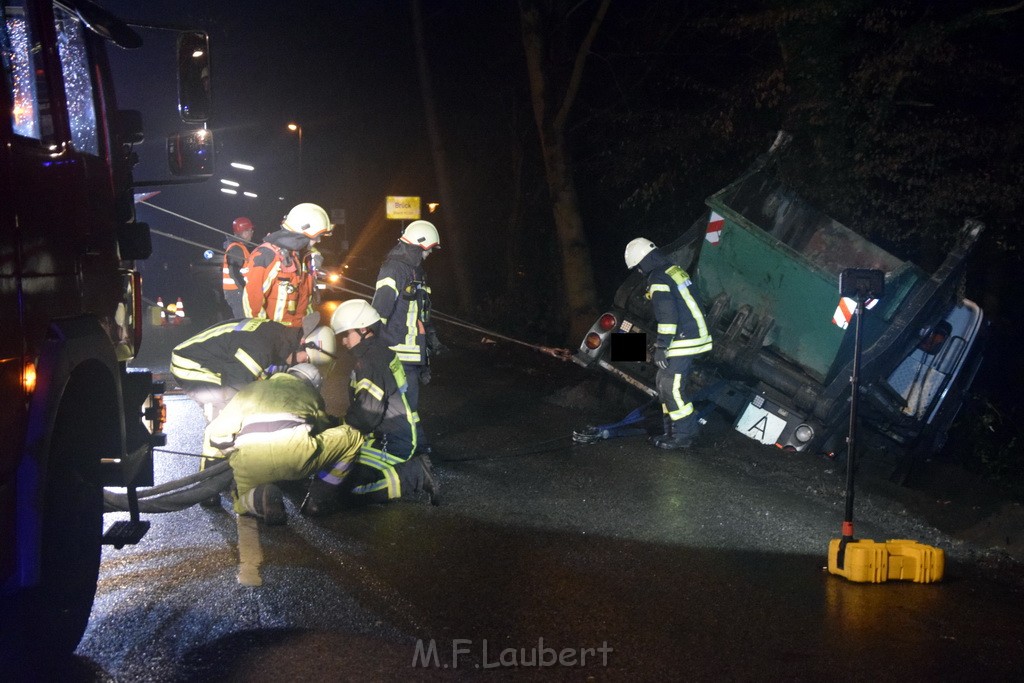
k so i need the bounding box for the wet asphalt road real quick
[67,324,1024,681]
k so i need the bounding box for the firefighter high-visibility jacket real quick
[170,318,301,390]
[222,238,250,292]
[640,250,713,358]
[242,229,318,328]
[203,373,363,515]
[371,241,433,365]
[346,335,418,458]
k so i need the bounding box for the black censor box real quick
[609,332,647,362]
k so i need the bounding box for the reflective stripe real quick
[352,450,402,498]
[666,373,694,420]
[657,323,677,335]
[234,348,265,380]
[351,377,385,401]
[664,265,712,356]
[170,353,222,384]
[319,459,353,485]
[376,277,398,292]
[649,284,670,294]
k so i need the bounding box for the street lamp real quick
[287,122,303,177]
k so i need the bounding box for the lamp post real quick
[287,122,303,179]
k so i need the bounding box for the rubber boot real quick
[648,415,673,447]
[301,476,340,517]
[653,418,694,450]
[251,484,287,526]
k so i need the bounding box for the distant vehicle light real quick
[795,424,814,443]
[328,273,340,283]
[598,313,617,332]
[584,332,603,350]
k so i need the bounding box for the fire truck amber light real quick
[598,313,617,332]
[22,361,37,393]
[584,332,603,350]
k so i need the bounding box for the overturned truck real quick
[576,143,986,480]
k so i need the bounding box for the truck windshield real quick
[2,1,97,154]
[54,3,99,155]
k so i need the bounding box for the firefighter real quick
[202,364,364,525]
[301,299,438,516]
[222,216,254,319]
[370,220,446,450]
[624,237,713,449]
[170,312,336,421]
[243,202,331,328]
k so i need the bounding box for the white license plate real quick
[735,403,787,445]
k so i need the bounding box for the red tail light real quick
[598,313,617,331]
[584,332,603,350]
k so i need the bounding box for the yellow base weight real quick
[827,538,945,583]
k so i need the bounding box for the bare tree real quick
[519,0,610,341]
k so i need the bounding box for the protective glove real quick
[653,347,668,369]
[420,366,432,385]
[426,328,448,357]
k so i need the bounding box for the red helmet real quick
[232,216,254,235]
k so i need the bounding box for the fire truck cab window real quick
[2,1,55,143]
[54,4,98,155]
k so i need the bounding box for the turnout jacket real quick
[170,318,301,390]
[222,238,250,292]
[243,229,319,328]
[347,335,417,457]
[639,249,713,357]
[203,373,363,513]
[371,241,433,365]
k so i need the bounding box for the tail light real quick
[917,321,951,355]
[598,313,617,331]
[584,332,603,350]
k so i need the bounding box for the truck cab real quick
[1,0,211,663]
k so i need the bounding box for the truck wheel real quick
[7,406,104,668]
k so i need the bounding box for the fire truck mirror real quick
[177,31,212,123]
[167,129,215,177]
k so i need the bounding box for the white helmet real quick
[283,203,332,239]
[400,220,440,250]
[286,362,323,391]
[300,325,336,365]
[330,299,381,334]
[624,237,657,269]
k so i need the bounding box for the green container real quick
[696,172,922,382]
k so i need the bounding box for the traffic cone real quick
[156,297,166,325]
[175,297,186,322]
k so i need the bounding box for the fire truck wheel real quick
[13,402,104,666]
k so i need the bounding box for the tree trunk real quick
[519,0,608,342]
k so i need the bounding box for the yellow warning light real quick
[22,361,37,394]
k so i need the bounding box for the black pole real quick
[843,292,865,537]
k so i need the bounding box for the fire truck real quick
[1,0,212,662]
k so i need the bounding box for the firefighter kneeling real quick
[302,299,439,516]
[202,364,362,525]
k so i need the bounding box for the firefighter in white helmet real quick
[243,203,331,328]
[302,299,438,515]
[202,364,364,525]
[624,237,713,449]
[370,220,445,452]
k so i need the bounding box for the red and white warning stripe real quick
[832,296,878,329]
[705,211,725,245]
